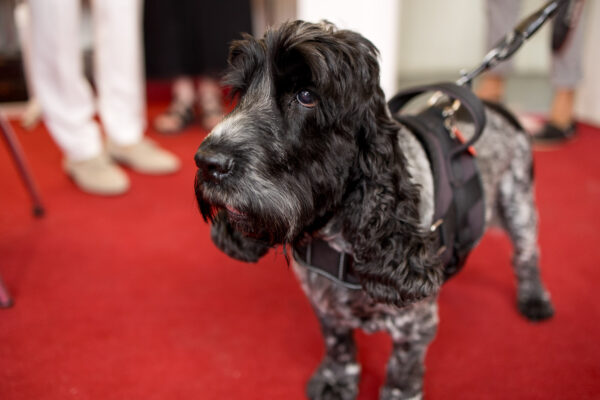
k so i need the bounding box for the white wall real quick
[397,0,550,79]
[575,0,600,125]
[297,0,401,97]
[265,0,600,124]
[291,0,554,93]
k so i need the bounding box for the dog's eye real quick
[296,90,317,108]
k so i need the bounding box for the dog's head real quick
[195,21,443,305]
[195,21,382,243]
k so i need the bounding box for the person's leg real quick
[93,0,180,174]
[28,0,102,161]
[197,77,224,132]
[153,76,196,133]
[548,88,576,129]
[536,0,585,143]
[14,2,42,130]
[549,0,585,128]
[28,0,129,195]
[92,0,145,146]
[476,0,521,102]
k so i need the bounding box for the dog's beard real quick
[195,174,297,245]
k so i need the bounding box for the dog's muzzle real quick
[195,148,234,183]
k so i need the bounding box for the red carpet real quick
[1,106,599,399]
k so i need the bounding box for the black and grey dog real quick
[194,21,554,400]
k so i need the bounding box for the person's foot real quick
[107,138,180,174]
[533,122,576,147]
[63,154,130,196]
[533,88,576,148]
[197,80,225,131]
[548,88,575,129]
[21,98,42,130]
[153,101,196,134]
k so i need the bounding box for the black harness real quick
[294,83,487,289]
[293,0,564,290]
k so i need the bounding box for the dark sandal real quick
[533,122,576,147]
[153,101,196,134]
[197,88,224,132]
[199,109,224,132]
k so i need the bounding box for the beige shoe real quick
[63,154,130,196]
[107,138,181,175]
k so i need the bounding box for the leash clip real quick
[443,110,478,157]
[427,91,462,115]
[428,91,462,136]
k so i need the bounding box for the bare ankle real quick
[476,75,506,102]
[549,88,575,129]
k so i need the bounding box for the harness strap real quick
[393,113,453,222]
[482,100,524,131]
[293,239,362,290]
[388,82,487,157]
[389,83,487,279]
[293,82,488,288]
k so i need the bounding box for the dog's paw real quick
[517,295,555,322]
[380,386,422,400]
[306,360,360,400]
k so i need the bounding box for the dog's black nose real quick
[195,149,234,183]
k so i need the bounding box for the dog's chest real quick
[292,260,437,338]
[289,129,437,332]
[289,109,525,335]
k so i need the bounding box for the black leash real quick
[552,0,585,53]
[457,0,568,87]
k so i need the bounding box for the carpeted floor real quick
[1,105,599,399]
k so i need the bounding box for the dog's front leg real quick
[380,298,438,400]
[306,315,360,400]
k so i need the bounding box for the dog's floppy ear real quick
[343,85,444,307]
[223,33,264,99]
[210,212,270,263]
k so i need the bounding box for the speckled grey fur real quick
[291,106,554,400]
[194,21,554,400]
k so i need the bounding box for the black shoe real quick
[533,122,576,147]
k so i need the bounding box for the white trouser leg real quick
[28,0,102,161]
[92,0,145,146]
[14,3,35,98]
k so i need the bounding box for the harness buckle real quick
[427,91,462,116]
[430,218,444,232]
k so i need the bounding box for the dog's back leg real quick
[306,315,360,400]
[497,147,554,321]
[380,297,438,400]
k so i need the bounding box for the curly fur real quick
[194,21,554,399]
[339,110,443,305]
[196,21,443,306]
